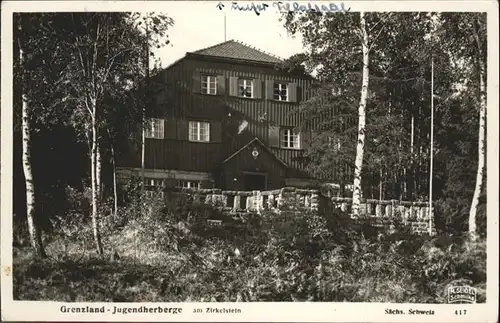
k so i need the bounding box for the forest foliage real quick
[280,11,487,235]
[11,11,488,302]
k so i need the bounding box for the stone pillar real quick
[267,194,275,209]
[385,205,392,218]
[404,207,411,222]
[304,195,311,209]
[277,191,285,209]
[414,206,420,220]
[254,191,263,213]
[420,207,427,220]
[398,205,405,216]
[233,195,241,211]
[366,203,372,216]
[246,195,252,211]
[310,193,319,211]
[221,194,228,207]
[375,204,382,217]
[399,205,407,224]
[297,193,303,208]
[409,205,415,219]
[422,206,429,220]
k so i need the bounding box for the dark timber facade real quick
[117,40,316,191]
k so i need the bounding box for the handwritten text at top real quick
[216,2,351,16]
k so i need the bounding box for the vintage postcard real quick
[1,0,498,322]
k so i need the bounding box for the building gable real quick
[222,137,288,168]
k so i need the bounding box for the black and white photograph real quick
[1,1,498,322]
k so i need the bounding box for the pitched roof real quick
[222,137,288,167]
[190,40,283,64]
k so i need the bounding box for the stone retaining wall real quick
[154,187,436,235]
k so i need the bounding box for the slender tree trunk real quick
[21,90,47,258]
[96,142,102,199]
[469,58,486,241]
[141,123,146,189]
[18,24,46,258]
[379,167,383,202]
[370,173,374,199]
[410,114,415,201]
[352,11,369,216]
[141,24,150,191]
[110,143,118,220]
[90,104,104,255]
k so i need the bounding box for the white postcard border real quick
[1,1,499,322]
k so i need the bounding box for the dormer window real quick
[274,82,288,101]
[201,75,217,95]
[238,79,253,98]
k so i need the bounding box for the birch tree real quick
[283,12,401,215]
[468,16,487,240]
[16,21,46,258]
[351,11,369,215]
[439,13,486,239]
[14,13,74,257]
[53,13,173,254]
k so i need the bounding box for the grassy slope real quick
[13,220,487,303]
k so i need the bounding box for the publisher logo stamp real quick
[448,285,477,304]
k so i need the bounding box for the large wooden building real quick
[117,40,317,191]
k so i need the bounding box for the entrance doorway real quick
[243,172,267,191]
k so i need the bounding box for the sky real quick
[151,1,305,68]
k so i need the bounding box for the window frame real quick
[280,128,300,149]
[201,75,217,95]
[145,118,164,139]
[273,82,289,101]
[177,180,201,189]
[238,78,253,98]
[188,121,211,143]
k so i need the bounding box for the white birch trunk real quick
[352,11,370,216]
[141,123,146,189]
[22,92,46,258]
[90,102,104,255]
[469,60,486,240]
[18,25,46,258]
[410,114,414,201]
[96,142,102,199]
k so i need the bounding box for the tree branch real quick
[368,13,393,52]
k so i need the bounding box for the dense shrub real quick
[14,183,487,303]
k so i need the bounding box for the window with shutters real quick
[281,128,300,149]
[201,75,217,95]
[238,79,253,98]
[189,121,210,142]
[274,82,288,101]
[177,180,201,189]
[145,118,164,139]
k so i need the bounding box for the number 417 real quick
[455,310,467,315]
